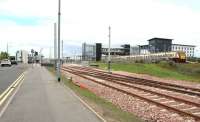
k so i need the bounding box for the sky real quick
[0,0,200,57]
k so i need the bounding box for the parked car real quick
[1,59,12,67]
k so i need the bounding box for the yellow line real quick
[0,73,24,100]
[0,73,25,106]
[0,77,25,118]
[0,87,15,106]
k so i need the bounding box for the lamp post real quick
[108,26,111,73]
[57,0,61,82]
[54,23,57,70]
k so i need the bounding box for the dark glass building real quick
[148,38,172,53]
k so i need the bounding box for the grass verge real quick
[95,62,200,82]
[46,66,143,122]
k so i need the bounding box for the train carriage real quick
[111,51,186,63]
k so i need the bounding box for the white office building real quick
[172,44,195,57]
[16,50,28,63]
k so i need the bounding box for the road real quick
[0,64,27,94]
[0,65,103,122]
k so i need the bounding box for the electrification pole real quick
[49,47,52,59]
[62,40,63,60]
[7,43,8,55]
[40,48,43,65]
[54,23,57,70]
[108,26,111,73]
[57,0,61,82]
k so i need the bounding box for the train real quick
[110,51,186,63]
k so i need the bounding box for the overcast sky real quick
[0,0,200,57]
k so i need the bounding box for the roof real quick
[148,37,173,41]
[172,44,196,47]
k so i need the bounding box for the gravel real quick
[61,67,197,122]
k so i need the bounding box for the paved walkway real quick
[0,65,102,122]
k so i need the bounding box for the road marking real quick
[0,78,24,118]
[61,82,107,122]
[0,73,24,101]
[0,72,25,118]
[0,73,24,105]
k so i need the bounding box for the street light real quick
[57,0,61,82]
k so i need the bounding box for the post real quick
[108,26,111,73]
[54,23,57,70]
[40,48,43,65]
[49,47,52,59]
[7,43,9,58]
[57,0,61,82]
[62,40,63,60]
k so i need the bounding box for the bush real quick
[135,59,144,63]
[192,69,200,74]
[168,61,177,67]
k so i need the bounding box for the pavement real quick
[0,64,27,94]
[0,64,103,122]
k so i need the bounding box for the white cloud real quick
[0,0,200,57]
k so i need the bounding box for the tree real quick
[0,52,9,60]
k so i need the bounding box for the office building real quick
[16,50,28,63]
[82,43,102,61]
[172,44,195,57]
[148,38,172,53]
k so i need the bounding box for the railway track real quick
[62,65,200,120]
[66,66,200,97]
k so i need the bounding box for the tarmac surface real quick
[0,65,102,122]
[0,64,26,94]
